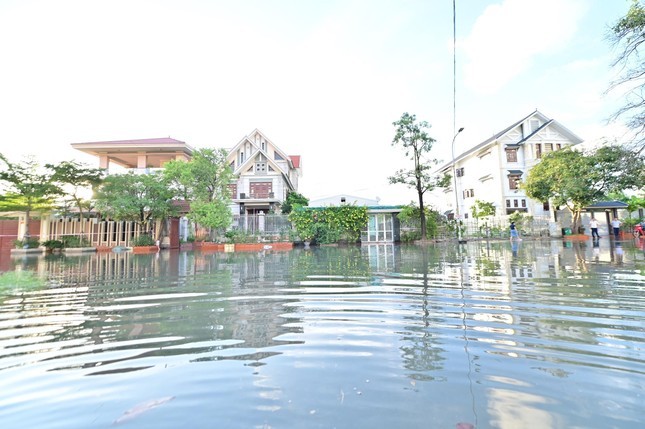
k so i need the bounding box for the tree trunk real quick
[418,188,426,240]
[571,208,581,233]
[23,209,31,241]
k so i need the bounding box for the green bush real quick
[224,229,257,243]
[289,205,368,244]
[401,230,421,243]
[13,237,40,249]
[41,239,64,250]
[130,235,156,246]
[61,235,91,248]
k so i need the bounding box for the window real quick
[556,143,561,150]
[506,200,511,208]
[506,148,518,162]
[543,201,550,211]
[508,174,521,190]
[250,181,272,198]
[535,143,542,159]
[514,199,519,208]
[255,162,266,173]
[463,189,474,198]
[544,143,553,153]
[274,152,284,161]
[261,141,266,151]
[455,167,464,177]
[521,199,526,208]
[227,184,238,199]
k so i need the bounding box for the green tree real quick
[523,146,644,231]
[164,148,233,203]
[94,172,176,230]
[163,148,233,237]
[471,200,496,238]
[388,113,449,240]
[187,200,231,238]
[48,161,104,219]
[0,154,61,241]
[397,203,441,240]
[607,0,645,153]
[280,191,309,214]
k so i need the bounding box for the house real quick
[71,137,194,171]
[227,129,301,216]
[436,110,583,219]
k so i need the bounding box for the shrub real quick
[41,239,64,250]
[61,235,91,248]
[13,237,40,249]
[130,235,156,246]
[401,230,421,243]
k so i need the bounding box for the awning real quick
[583,201,629,210]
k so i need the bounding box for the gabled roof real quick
[437,110,584,171]
[289,155,301,168]
[228,129,297,170]
[235,149,284,175]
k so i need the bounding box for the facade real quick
[437,110,583,219]
[226,129,301,216]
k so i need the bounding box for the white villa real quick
[226,129,301,216]
[437,110,584,220]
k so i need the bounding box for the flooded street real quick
[0,239,643,428]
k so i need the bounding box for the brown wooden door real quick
[169,218,180,249]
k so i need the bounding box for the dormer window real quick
[506,148,518,162]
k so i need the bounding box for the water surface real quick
[0,239,643,428]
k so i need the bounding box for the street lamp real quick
[451,127,465,241]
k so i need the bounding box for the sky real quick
[0,0,633,206]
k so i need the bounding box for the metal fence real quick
[46,218,152,247]
[401,215,553,240]
[230,214,293,236]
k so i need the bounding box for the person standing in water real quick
[509,221,521,241]
[589,217,600,239]
[611,217,621,240]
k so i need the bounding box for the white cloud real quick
[461,0,586,94]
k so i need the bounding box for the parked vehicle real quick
[635,222,645,238]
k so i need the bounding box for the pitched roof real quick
[584,201,629,209]
[289,155,301,168]
[437,110,584,171]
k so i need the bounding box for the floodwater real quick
[0,239,643,429]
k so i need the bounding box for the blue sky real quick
[0,0,632,205]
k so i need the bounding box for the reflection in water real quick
[0,241,643,429]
